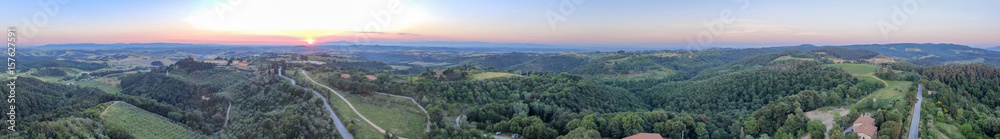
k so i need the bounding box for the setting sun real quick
[305,38,315,44]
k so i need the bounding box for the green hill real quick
[511,54,587,73]
[100,101,208,139]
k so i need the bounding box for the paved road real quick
[300,69,387,134]
[279,67,353,139]
[907,75,923,139]
[301,69,423,139]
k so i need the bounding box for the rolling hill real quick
[100,101,208,139]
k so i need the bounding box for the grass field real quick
[344,93,428,138]
[935,122,965,139]
[470,72,521,80]
[298,72,427,139]
[853,75,883,85]
[390,65,412,70]
[75,77,122,94]
[772,56,816,62]
[853,80,912,113]
[861,81,911,102]
[825,64,879,74]
[101,102,207,139]
[409,61,450,67]
[643,52,681,57]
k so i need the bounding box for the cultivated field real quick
[345,93,428,138]
[100,102,207,139]
[470,72,521,80]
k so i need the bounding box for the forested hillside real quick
[464,52,540,69]
[510,54,587,73]
[19,57,109,71]
[842,43,1000,67]
[918,64,1000,138]
[643,61,856,113]
[810,47,880,60]
[571,54,665,76]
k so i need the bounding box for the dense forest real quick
[510,55,587,73]
[919,64,1000,138]
[19,57,109,71]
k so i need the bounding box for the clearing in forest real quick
[470,72,521,80]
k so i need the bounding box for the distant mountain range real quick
[319,40,668,51]
[321,40,558,48]
[987,46,1000,51]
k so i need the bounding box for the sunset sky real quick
[2,0,999,48]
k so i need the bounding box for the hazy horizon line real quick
[23,41,999,50]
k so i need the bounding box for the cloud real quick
[353,31,421,36]
[355,31,386,34]
[724,22,829,37]
[396,33,421,36]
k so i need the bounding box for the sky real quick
[2,0,999,48]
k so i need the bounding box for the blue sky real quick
[2,0,998,48]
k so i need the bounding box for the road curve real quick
[278,68,353,139]
[300,69,410,138]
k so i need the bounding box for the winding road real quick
[278,67,353,139]
[373,92,432,132]
[907,75,923,139]
[299,69,387,134]
[289,68,428,139]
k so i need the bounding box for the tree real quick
[744,117,760,135]
[781,114,805,135]
[557,127,601,139]
[151,61,164,67]
[655,120,686,139]
[565,119,597,132]
[807,120,825,139]
[523,124,558,139]
[696,122,708,139]
[828,128,844,139]
[878,121,902,139]
[979,118,1000,137]
[610,113,646,138]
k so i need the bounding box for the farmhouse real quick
[852,113,878,139]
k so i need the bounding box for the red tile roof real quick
[854,116,877,137]
[623,133,662,139]
[854,115,875,125]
